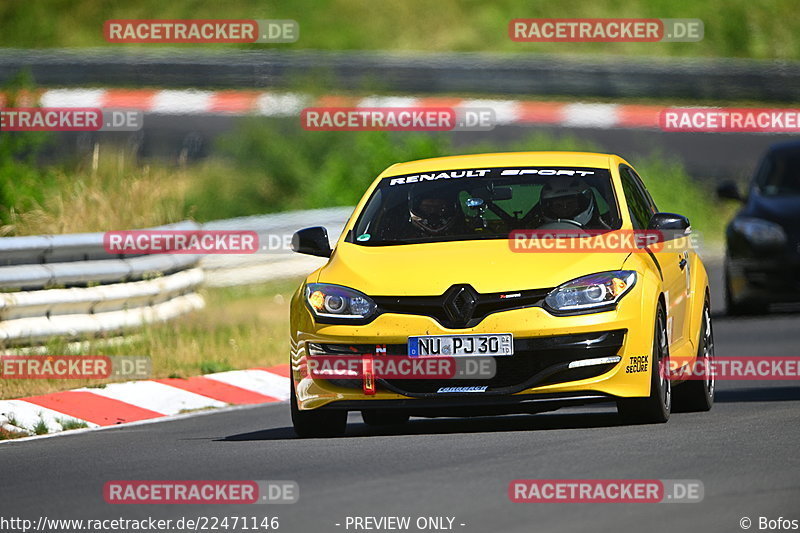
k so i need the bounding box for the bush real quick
[0,72,55,232]
[185,120,453,219]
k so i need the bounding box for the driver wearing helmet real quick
[536,178,609,229]
[405,186,465,237]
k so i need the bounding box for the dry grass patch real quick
[4,147,190,236]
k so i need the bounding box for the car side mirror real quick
[648,212,691,234]
[717,180,743,202]
[291,227,332,258]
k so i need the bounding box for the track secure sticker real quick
[626,355,649,373]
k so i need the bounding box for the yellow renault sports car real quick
[289,152,714,437]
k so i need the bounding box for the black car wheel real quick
[725,266,768,316]
[673,299,715,412]
[290,384,347,438]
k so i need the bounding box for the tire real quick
[617,304,671,424]
[725,268,767,316]
[290,384,347,438]
[673,300,715,412]
[724,270,743,315]
[361,409,410,427]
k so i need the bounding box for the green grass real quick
[198,360,235,374]
[57,418,90,431]
[31,418,49,435]
[0,414,89,439]
[0,0,797,59]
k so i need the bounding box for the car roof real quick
[766,139,800,156]
[379,151,622,177]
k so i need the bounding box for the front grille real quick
[319,330,625,396]
[373,286,552,328]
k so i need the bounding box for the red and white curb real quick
[0,364,290,439]
[3,88,665,130]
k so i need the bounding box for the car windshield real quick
[351,166,621,245]
[757,149,800,196]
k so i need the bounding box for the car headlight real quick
[731,217,786,246]
[545,271,637,313]
[305,283,377,320]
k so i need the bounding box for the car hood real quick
[317,240,630,295]
[744,192,800,228]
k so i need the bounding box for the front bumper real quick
[315,329,624,397]
[316,392,617,417]
[727,256,800,303]
[291,291,655,410]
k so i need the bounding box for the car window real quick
[756,150,800,195]
[619,166,654,229]
[350,166,622,245]
[626,166,658,212]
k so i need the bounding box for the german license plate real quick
[408,333,513,357]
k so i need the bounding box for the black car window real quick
[626,166,658,213]
[756,150,800,195]
[351,166,622,246]
[619,166,654,229]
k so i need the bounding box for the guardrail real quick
[1,49,798,102]
[0,209,352,348]
[201,207,350,287]
[0,221,205,347]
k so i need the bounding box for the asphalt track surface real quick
[1,263,798,533]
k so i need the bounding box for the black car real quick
[717,140,800,314]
